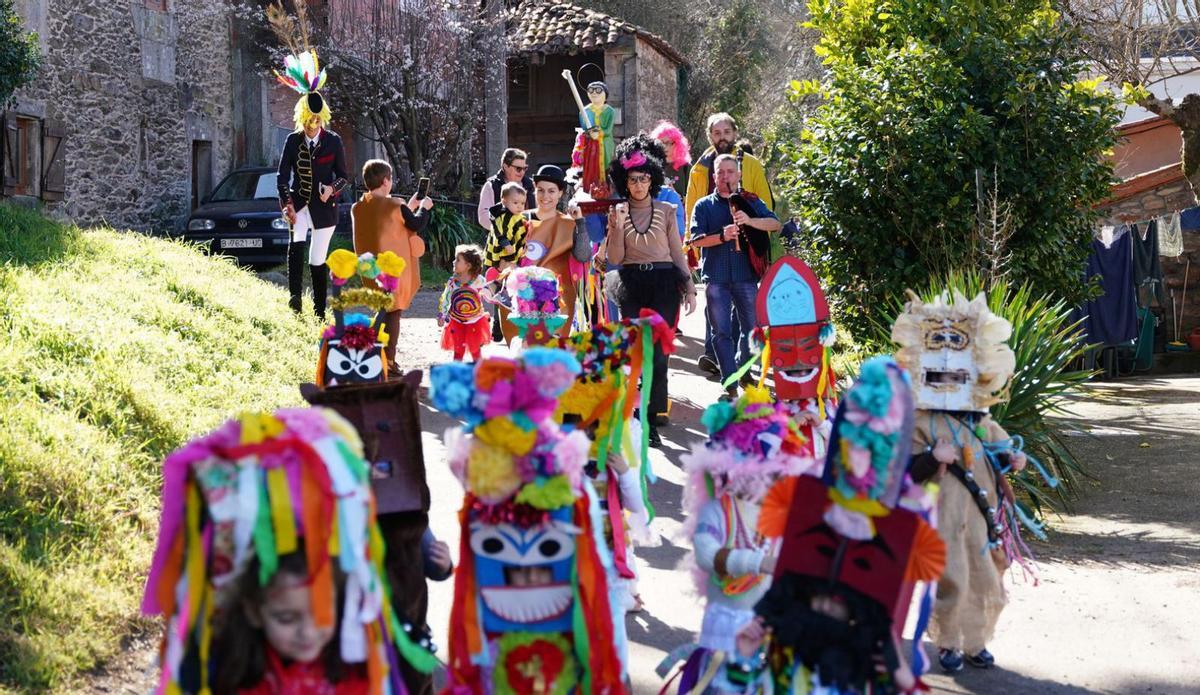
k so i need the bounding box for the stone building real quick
[1100,114,1200,347]
[4,0,237,232]
[494,0,686,170]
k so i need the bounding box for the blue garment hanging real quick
[1078,231,1138,346]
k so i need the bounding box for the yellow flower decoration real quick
[467,443,523,503]
[742,384,772,406]
[515,475,576,510]
[238,411,284,445]
[376,251,407,277]
[476,417,537,456]
[326,249,359,280]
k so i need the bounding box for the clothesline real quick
[1097,211,1186,258]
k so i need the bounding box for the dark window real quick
[144,0,167,10]
[509,61,531,112]
[191,140,212,209]
[2,114,40,197]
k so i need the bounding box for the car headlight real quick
[188,218,215,231]
[271,217,290,230]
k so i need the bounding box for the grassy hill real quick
[0,204,326,692]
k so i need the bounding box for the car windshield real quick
[209,171,278,202]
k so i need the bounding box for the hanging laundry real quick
[1078,232,1138,346]
[1132,220,1166,307]
[1158,212,1184,257]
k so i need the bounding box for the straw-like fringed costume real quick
[721,358,946,695]
[657,386,821,694]
[141,408,436,695]
[430,349,628,694]
[892,291,1057,660]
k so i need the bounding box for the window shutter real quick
[2,112,17,198]
[41,119,65,202]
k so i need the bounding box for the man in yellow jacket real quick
[685,113,775,377]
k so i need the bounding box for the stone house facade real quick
[494,0,686,172]
[5,0,236,232]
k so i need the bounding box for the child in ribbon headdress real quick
[141,408,436,694]
[430,349,630,693]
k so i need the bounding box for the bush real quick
[780,0,1120,344]
[425,204,484,270]
[0,205,320,691]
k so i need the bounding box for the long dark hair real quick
[607,134,667,199]
[210,550,351,693]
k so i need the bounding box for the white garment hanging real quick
[1158,211,1184,257]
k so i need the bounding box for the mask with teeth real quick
[470,507,579,633]
[755,257,835,402]
[891,290,1015,413]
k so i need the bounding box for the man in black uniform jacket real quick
[277,91,348,318]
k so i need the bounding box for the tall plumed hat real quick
[267,2,333,128]
[141,408,436,693]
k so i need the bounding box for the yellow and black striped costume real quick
[484,211,528,268]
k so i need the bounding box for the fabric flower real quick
[326,249,359,280]
[357,255,381,279]
[522,348,582,399]
[430,362,482,423]
[376,251,406,278]
[514,475,576,510]
[467,443,522,504]
[338,325,378,351]
[701,401,736,435]
[375,274,399,293]
[476,417,537,456]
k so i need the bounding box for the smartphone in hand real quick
[416,177,431,200]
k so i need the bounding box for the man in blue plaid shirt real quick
[688,154,780,394]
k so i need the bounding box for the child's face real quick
[453,255,472,276]
[248,571,335,664]
[502,192,526,215]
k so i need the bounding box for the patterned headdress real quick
[317,249,406,386]
[891,290,1015,412]
[430,350,627,693]
[141,408,435,694]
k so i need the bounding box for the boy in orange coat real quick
[351,159,431,365]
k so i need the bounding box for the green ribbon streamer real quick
[252,469,277,586]
[571,560,593,693]
[639,326,657,521]
[721,348,759,389]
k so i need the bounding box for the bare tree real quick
[323,0,480,193]
[1066,0,1200,198]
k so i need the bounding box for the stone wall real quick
[633,36,678,132]
[1099,178,1196,225]
[8,0,234,233]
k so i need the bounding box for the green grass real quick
[0,203,324,692]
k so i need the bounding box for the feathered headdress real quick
[267,1,333,128]
[141,408,436,694]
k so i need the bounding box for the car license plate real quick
[220,238,262,249]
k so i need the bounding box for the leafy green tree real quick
[780,0,1120,343]
[0,0,39,107]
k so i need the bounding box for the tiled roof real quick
[507,0,686,66]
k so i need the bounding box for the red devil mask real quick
[755,258,831,401]
[775,476,919,616]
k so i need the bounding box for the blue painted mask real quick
[470,506,579,633]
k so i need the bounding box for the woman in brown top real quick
[604,135,697,445]
[351,159,430,366]
[498,164,582,343]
